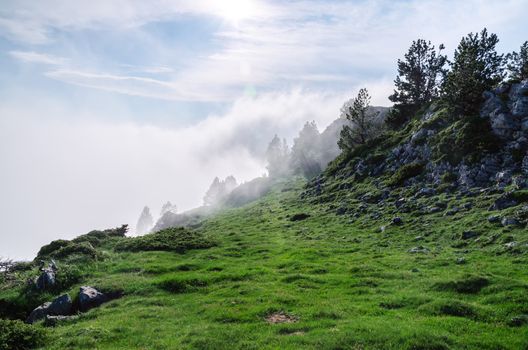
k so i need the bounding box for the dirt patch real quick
[265,312,298,324]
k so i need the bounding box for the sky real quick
[1,0,527,260]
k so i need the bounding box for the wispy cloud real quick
[9,50,67,65]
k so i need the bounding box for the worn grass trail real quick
[43,180,528,349]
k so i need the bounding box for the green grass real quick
[1,178,528,349]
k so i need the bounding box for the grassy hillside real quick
[2,177,527,349]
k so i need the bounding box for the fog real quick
[0,89,383,260]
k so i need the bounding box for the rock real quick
[487,215,501,223]
[444,208,459,216]
[416,187,436,198]
[391,217,403,225]
[26,294,72,324]
[336,207,347,215]
[509,315,528,327]
[290,213,310,221]
[79,286,108,312]
[44,315,79,327]
[35,269,56,291]
[501,217,521,227]
[512,175,527,189]
[456,257,467,265]
[504,241,518,249]
[408,246,429,254]
[461,231,479,240]
[26,302,51,324]
[427,206,442,214]
[489,193,518,211]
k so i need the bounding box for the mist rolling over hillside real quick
[1,1,528,349]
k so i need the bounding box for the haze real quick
[1,0,527,260]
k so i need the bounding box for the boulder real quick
[35,269,56,291]
[79,286,108,312]
[487,215,501,223]
[391,217,403,225]
[26,294,72,324]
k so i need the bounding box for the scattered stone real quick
[501,217,521,227]
[445,208,459,216]
[509,315,528,327]
[408,246,429,254]
[461,202,473,210]
[488,215,501,223]
[391,217,403,225]
[79,286,108,312]
[461,231,479,240]
[414,236,424,241]
[489,193,518,211]
[416,187,436,198]
[427,206,442,214]
[411,268,420,273]
[504,241,518,249]
[456,257,467,265]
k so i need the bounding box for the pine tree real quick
[506,41,528,81]
[266,135,290,178]
[387,39,447,128]
[338,88,378,152]
[291,121,322,179]
[442,28,505,116]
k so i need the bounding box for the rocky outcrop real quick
[481,80,528,149]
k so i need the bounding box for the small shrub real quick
[441,172,458,184]
[388,162,424,186]
[52,242,98,260]
[35,239,72,260]
[434,275,490,294]
[115,227,215,254]
[0,319,46,350]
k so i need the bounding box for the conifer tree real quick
[338,88,378,152]
[506,41,528,81]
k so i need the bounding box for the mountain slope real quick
[2,176,528,349]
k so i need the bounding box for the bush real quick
[35,240,72,260]
[115,227,215,254]
[388,162,425,186]
[72,225,128,247]
[0,319,46,350]
[52,242,98,260]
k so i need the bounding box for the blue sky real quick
[1,0,528,259]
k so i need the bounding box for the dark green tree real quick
[291,121,322,179]
[387,39,447,128]
[390,40,447,106]
[506,41,528,81]
[442,28,505,116]
[338,88,379,152]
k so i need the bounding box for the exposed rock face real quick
[26,294,72,324]
[481,80,528,146]
[79,286,108,312]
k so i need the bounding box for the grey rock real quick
[427,206,442,214]
[501,217,521,227]
[489,193,518,211]
[35,269,56,291]
[509,315,528,327]
[26,302,51,324]
[504,241,518,249]
[79,286,108,312]
[461,231,479,240]
[487,215,501,223]
[408,246,429,254]
[44,315,79,327]
[456,257,467,265]
[26,294,72,324]
[391,217,403,225]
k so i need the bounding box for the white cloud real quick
[9,50,67,65]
